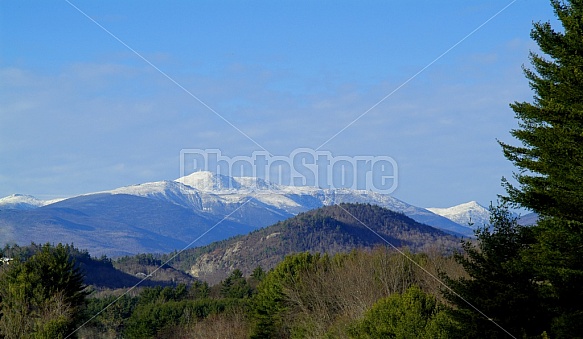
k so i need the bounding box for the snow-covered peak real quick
[427,201,490,229]
[175,171,243,191]
[0,194,63,210]
[176,171,290,193]
[95,180,205,210]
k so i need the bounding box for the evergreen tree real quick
[251,266,266,282]
[441,204,548,338]
[220,269,252,299]
[498,1,583,336]
[525,217,583,336]
[0,243,88,338]
[499,0,583,221]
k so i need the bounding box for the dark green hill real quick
[168,203,461,284]
[0,243,195,289]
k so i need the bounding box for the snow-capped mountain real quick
[175,171,471,235]
[427,201,490,229]
[0,172,473,257]
[0,194,63,210]
[96,171,470,236]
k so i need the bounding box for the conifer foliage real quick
[441,205,545,338]
[447,0,583,336]
[500,0,583,221]
[500,0,583,335]
[0,243,88,338]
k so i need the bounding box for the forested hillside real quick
[165,203,461,284]
[86,247,467,338]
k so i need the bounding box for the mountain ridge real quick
[0,172,474,257]
[0,194,64,210]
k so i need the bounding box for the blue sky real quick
[0,1,558,208]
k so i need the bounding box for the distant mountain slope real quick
[0,194,258,257]
[427,201,490,229]
[0,194,62,210]
[518,212,539,226]
[168,203,462,284]
[0,172,472,257]
[428,202,539,228]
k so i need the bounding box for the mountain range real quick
[0,171,479,257]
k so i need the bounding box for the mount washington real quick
[0,171,482,257]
